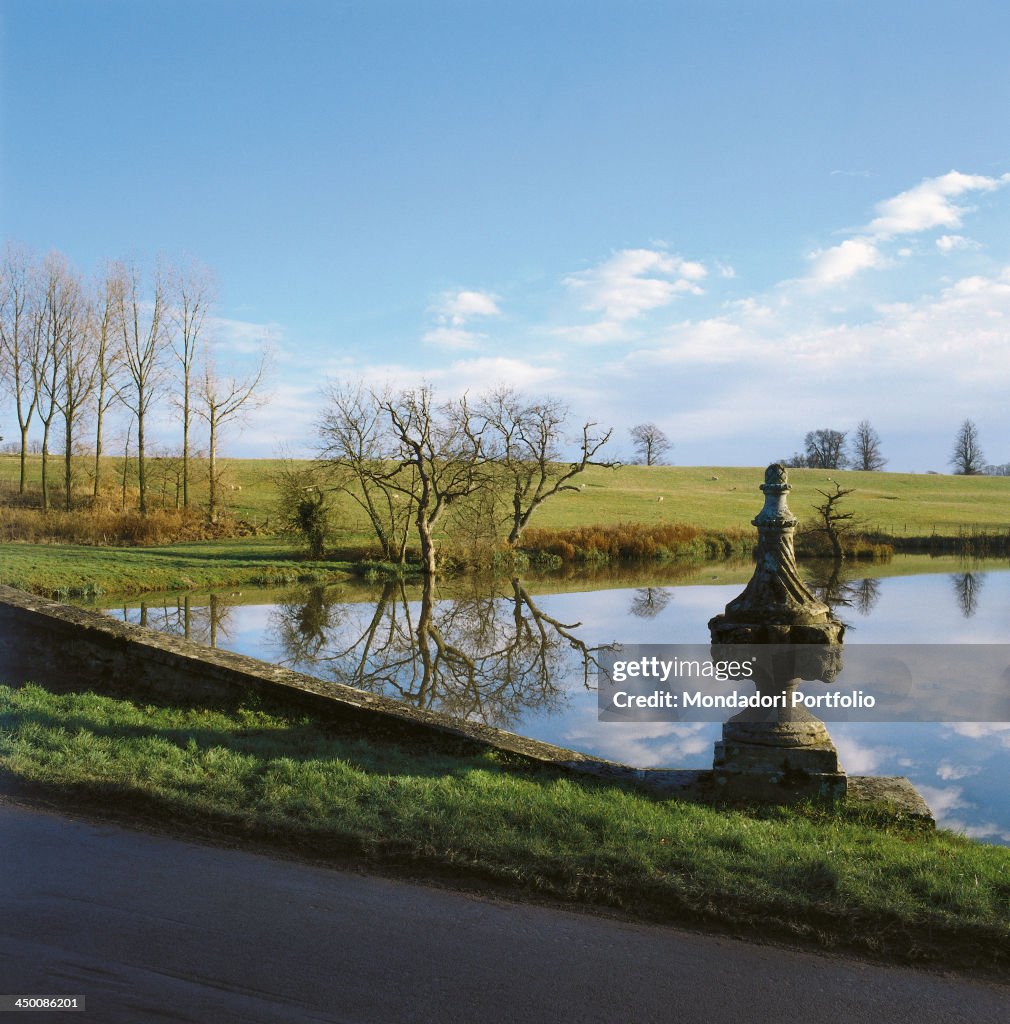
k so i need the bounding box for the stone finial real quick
[709,463,843,645]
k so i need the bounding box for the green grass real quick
[7,453,1010,539]
[2,682,1008,972]
[4,453,1010,597]
[0,538,354,599]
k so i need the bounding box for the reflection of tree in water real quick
[269,576,610,729]
[629,588,672,619]
[803,563,882,621]
[950,572,986,618]
[121,593,235,648]
[850,577,881,616]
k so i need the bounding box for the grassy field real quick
[1,682,1007,973]
[5,454,1010,538]
[3,453,1010,597]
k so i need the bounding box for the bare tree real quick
[850,420,886,471]
[36,254,82,510]
[629,422,671,465]
[116,262,169,513]
[804,428,848,469]
[316,382,413,562]
[55,271,99,509]
[950,419,985,475]
[811,482,856,561]
[92,263,126,499]
[480,387,616,545]
[380,386,489,576]
[0,244,41,494]
[196,347,266,522]
[170,258,214,509]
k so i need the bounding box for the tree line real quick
[782,419,1002,476]
[0,244,266,516]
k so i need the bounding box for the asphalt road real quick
[0,800,1006,1023]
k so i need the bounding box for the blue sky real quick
[4,0,1010,469]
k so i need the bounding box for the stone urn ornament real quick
[708,464,847,802]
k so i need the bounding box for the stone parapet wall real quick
[0,585,934,822]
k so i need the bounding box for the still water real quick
[92,557,1010,844]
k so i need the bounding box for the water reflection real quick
[950,571,986,618]
[628,587,672,619]
[804,562,882,621]
[117,592,236,648]
[269,575,610,728]
[91,557,1010,842]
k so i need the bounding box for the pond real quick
[87,556,1010,845]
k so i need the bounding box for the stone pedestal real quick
[713,701,847,802]
[708,464,846,803]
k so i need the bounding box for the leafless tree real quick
[629,422,671,465]
[196,347,266,522]
[316,381,413,562]
[950,419,985,475]
[92,263,126,499]
[380,386,489,576]
[54,271,99,510]
[480,387,616,545]
[811,482,856,561]
[170,259,215,509]
[116,262,169,513]
[0,244,42,494]
[804,428,848,469]
[850,420,886,471]
[36,254,84,510]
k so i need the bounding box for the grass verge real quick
[1,682,1007,975]
[0,538,354,599]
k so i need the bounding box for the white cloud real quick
[427,355,559,393]
[807,237,886,285]
[422,326,483,351]
[432,289,502,325]
[831,734,896,774]
[802,171,1008,288]
[207,315,284,356]
[424,288,502,352]
[564,248,707,321]
[936,761,981,781]
[866,171,1006,239]
[936,234,978,253]
[949,722,1010,749]
[916,784,970,818]
[548,320,629,345]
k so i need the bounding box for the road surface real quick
[0,799,1006,1023]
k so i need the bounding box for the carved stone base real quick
[712,705,846,803]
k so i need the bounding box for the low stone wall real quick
[0,585,934,822]
[0,584,633,778]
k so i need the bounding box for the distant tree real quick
[850,420,886,471]
[169,258,215,509]
[116,262,169,513]
[196,347,266,522]
[804,429,848,469]
[0,244,41,494]
[629,422,671,465]
[950,419,985,475]
[92,263,126,499]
